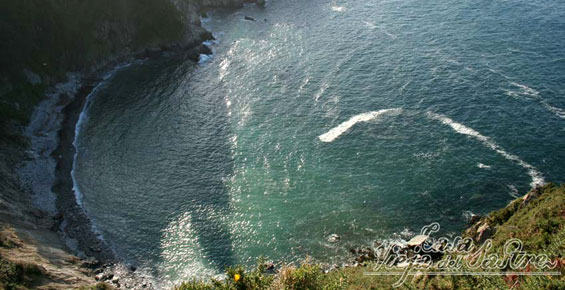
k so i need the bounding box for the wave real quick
[542,100,565,119]
[198,54,214,65]
[319,108,402,143]
[71,83,103,207]
[72,62,135,207]
[508,82,540,97]
[427,112,545,188]
[508,184,520,198]
[314,82,329,101]
[504,81,565,119]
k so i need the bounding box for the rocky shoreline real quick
[19,46,213,290]
[13,2,269,288]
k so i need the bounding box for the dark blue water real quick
[73,0,565,286]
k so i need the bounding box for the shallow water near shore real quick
[72,0,565,286]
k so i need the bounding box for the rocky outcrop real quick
[476,223,493,243]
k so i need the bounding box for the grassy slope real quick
[0,224,114,290]
[177,184,565,289]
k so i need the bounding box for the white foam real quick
[413,151,440,160]
[504,82,565,119]
[477,163,491,169]
[72,62,134,207]
[314,82,329,101]
[510,82,540,97]
[508,185,520,198]
[427,112,545,188]
[203,39,216,47]
[331,6,346,12]
[542,100,565,119]
[71,85,101,207]
[298,76,310,95]
[462,210,478,222]
[198,54,213,65]
[319,108,402,143]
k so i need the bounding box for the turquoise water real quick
[73,0,565,286]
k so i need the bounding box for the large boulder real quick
[407,235,429,248]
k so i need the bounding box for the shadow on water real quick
[74,56,236,280]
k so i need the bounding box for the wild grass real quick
[0,254,44,290]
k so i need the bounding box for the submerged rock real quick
[327,234,341,243]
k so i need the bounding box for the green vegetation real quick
[77,282,115,290]
[175,260,345,290]
[0,255,44,290]
[486,183,564,257]
[0,0,188,130]
[176,184,565,289]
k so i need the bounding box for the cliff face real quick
[0,1,257,288]
[0,0,252,130]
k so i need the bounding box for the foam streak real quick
[319,108,402,142]
[428,112,545,188]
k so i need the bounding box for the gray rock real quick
[522,187,541,206]
[476,223,493,244]
[407,235,429,247]
[469,214,482,225]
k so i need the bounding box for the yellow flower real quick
[234,274,241,282]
